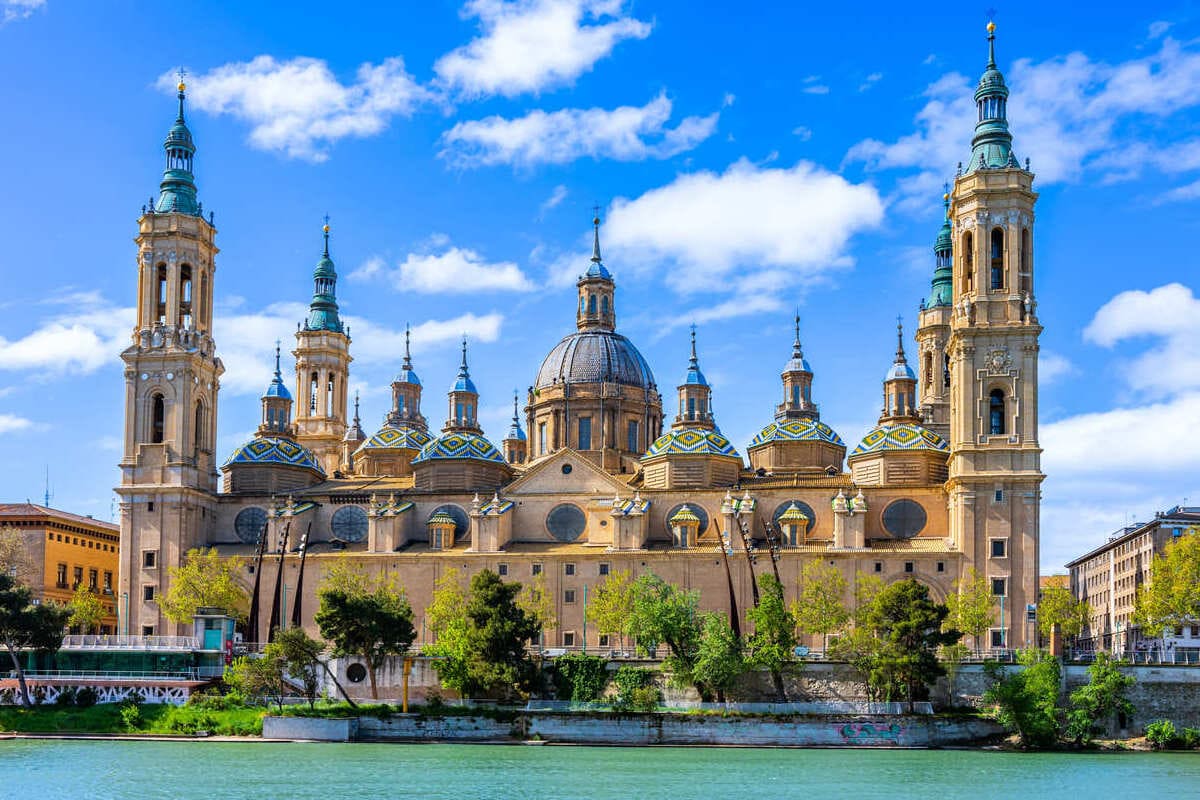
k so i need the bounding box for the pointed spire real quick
[263,340,291,400]
[584,209,612,280]
[403,324,413,369]
[451,335,478,394]
[460,336,469,374]
[966,20,1016,172]
[155,68,200,216]
[895,316,907,363]
[689,324,698,366]
[176,69,187,123]
[506,389,527,443]
[512,391,520,423]
[273,340,283,380]
[305,217,343,333]
[792,311,804,361]
[343,389,365,442]
[987,19,997,69]
[682,324,708,387]
[353,390,361,426]
[322,214,331,258]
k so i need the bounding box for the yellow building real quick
[0,503,120,633]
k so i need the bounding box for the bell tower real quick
[947,22,1043,650]
[117,76,223,636]
[917,190,954,440]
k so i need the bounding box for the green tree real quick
[852,571,884,624]
[273,626,326,709]
[939,642,971,706]
[67,584,106,634]
[862,579,960,704]
[983,649,1062,748]
[944,568,995,653]
[626,573,703,690]
[0,573,70,707]
[692,612,745,702]
[1038,583,1090,641]
[792,561,849,651]
[1064,652,1135,745]
[158,548,249,623]
[425,569,473,696]
[225,650,287,712]
[1134,530,1200,637]
[554,652,609,702]
[585,569,635,649]
[747,574,796,700]
[517,572,557,642]
[314,570,415,700]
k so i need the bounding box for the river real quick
[1,740,1196,798]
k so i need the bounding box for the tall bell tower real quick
[117,77,223,636]
[947,23,1043,649]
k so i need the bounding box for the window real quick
[994,489,1004,503]
[991,539,1007,558]
[601,295,609,316]
[88,569,98,591]
[990,229,1005,290]
[627,420,639,452]
[539,422,548,455]
[564,563,576,576]
[142,625,155,637]
[936,561,945,573]
[103,571,113,593]
[991,629,1004,648]
[142,585,155,602]
[578,417,592,450]
[992,578,1007,596]
[72,566,83,588]
[1019,229,1031,294]
[150,393,165,444]
[792,384,801,406]
[497,563,508,577]
[599,634,611,648]
[588,294,597,314]
[56,563,67,589]
[962,232,974,292]
[599,563,610,577]
[563,631,576,647]
[874,561,883,573]
[565,590,576,604]
[532,564,543,576]
[687,396,696,420]
[147,501,154,512]
[989,390,1006,435]
[143,551,157,569]
[193,401,205,456]
[904,562,914,573]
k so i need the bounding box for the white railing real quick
[16,669,200,682]
[59,634,200,650]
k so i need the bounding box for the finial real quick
[689,324,698,363]
[792,311,804,359]
[175,67,187,121]
[273,339,282,378]
[403,323,413,368]
[591,208,602,263]
[895,315,907,363]
[322,214,331,257]
[512,390,520,422]
[986,20,997,68]
[459,335,469,374]
[353,390,361,424]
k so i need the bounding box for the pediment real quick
[504,449,633,497]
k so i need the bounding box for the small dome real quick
[886,361,917,381]
[506,419,527,442]
[535,330,656,390]
[783,355,812,374]
[263,377,291,400]
[749,419,844,448]
[413,431,506,465]
[395,365,421,386]
[669,504,701,525]
[427,510,457,527]
[314,253,336,281]
[452,373,478,394]
[778,502,809,523]
[585,261,612,280]
[165,120,195,150]
[850,423,949,457]
[223,436,324,474]
[644,428,739,459]
[354,425,432,455]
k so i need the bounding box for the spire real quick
[452,336,477,394]
[928,187,954,307]
[966,20,1019,172]
[263,340,291,400]
[305,217,344,333]
[154,70,201,216]
[675,326,713,428]
[506,390,527,441]
[585,211,612,279]
[783,312,811,374]
[792,311,804,361]
[683,324,709,387]
[987,20,997,69]
[894,316,907,364]
[447,336,481,432]
[881,316,918,423]
[403,325,412,369]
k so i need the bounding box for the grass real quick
[0,703,267,736]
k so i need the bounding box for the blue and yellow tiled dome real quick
[223,436,324,474]
[850,423,949,456]
[749,419,844,448]
[355,425,432,455]
[644,428,740,459]
[413,431,506,465]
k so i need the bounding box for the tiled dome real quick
[223,436,324,474]
[749,419,844,448]
[354,425,432,455]
[535,330,656,391]
[413,431,506,465]
[644,428,739,459]
[850,423,949,456]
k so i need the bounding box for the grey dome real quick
[535,330,657,391]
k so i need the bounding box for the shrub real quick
[554,653,609,702]
[74,687,99,709]
[1145,719,1177,749]
[612,666,659,711]
[119,703,143,731]
[54,687,78,707]
[1182,727,1200,749]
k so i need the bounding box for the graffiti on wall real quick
[838,722,904,744]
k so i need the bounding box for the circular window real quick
[431,504,470,537]
[330,505,368,543]
[234,507,268,545]
[346,663,367,683]
[546,504,586,542]
[561,463,573,475]
[882,499,927,539]
[772,501,817,535]
[664,503,709,537]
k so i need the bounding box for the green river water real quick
[0,740,1196,799]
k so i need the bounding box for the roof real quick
[535,329,657,391]
[644,428,740,459]
[0,504,118,532]
[222,436,324,474]
[354,425,433,455]
[850,423,948,457]
[1065,507,1200,568]
[413,431,506,465]
[669,504,702,525]
[749,418,845,449]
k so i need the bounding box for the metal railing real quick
[1068,649,1200,665]
[13,669,201,682]
[60,634,199,650]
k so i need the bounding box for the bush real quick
[1182,727,1200,749]
[612,666,659,711]
[54,687,78,707]
[554,653,609,702]
[119,703,143,731]
[74,687,99,709]
[1145,719,1177,749]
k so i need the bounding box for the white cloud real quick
[1,0,43,23]
[393,247,534,293]
[858,72,883,92]
[440,93,717,168]
[0,413,33,434]
[0,299,132,376]
[792,125,812,141]
[1043,392,1200,475]
[1039,351,1075,384]
[801,75,830,95]
[166,56,431,162]
[1149,20,1173,39]
[352,313,505,366]
[605,158,884,292]
[539,184,569,214]
[434,0,651,99]
[348,255,387,283]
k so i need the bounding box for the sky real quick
[1,0,1198,573]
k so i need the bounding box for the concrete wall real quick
[263,716,358,742]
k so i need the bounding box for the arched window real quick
[179,265,193,329]
[923,352,933,387]
[151,394,165,444]
[962,232,974,292]
[601,295,609,316]
[309,372,319,414]
[193,401,204,455]
[990,229,1004,290]
[155,265,168,324]
[791,384,800,407]
[989,389,1005,435]
[326,374,335,418]
[687,396,696,420]
[579,295,585,313]
[588,294,597,314]
[1019,229,1031,294]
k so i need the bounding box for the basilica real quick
[116,24,1043,653]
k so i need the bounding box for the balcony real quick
[59,634,200,651]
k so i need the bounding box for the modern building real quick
[117,25,1043,661]
[0,503,120,632]
[1066,505,1200,654]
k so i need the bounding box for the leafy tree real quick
[0,573,70,707]
[828,624,883,694]
[626,572,702,690]
[983,649,1062,748]
[585,569,635,649]
[314,569,415,700]
[158,548,248,624]
[1038,583,1090,641]
[425,569,473,696]
[1134,530,1200,638]
[852,571,884,624]
[67,584,106,634]
[1064,652,1135,745]
[939,642,971,706]
[225,651,287,712]
[862,579,960,704]
[554,652,609,702]
[612,665,660,711]
[273,626,326,709]
[747,574,796,700]
[792,561,848,651]
[0,525,35,586]
[517,572,557,641]
[944,568,995,653]
[693,612,745,702]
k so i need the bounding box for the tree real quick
[944,568,995,653]
[517,572,557,642]
[852,571,884,625]
[939,642,971,706]
[1134,530,1200,638]
[425,569,473,696]
[67,584,106,634]
[273,626,325,709]
[0,526,35,586]
[626,573,703,690]
[158,548,248,624]
[0,573,70,707]
[747,574,796,700]
[862,579,960,704]
[315,570,415,700]
[1064,652,1135,745]
[983,649,1062,748]
[692,612,744,702]
[225,650,287,713]
[1038,583,1090,641]
[792,561,848,651]
[585,569,635,649]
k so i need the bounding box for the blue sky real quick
[1,0,1198,572]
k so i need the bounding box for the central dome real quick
[535,330,657,391]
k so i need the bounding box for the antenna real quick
[43,465,52,508]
